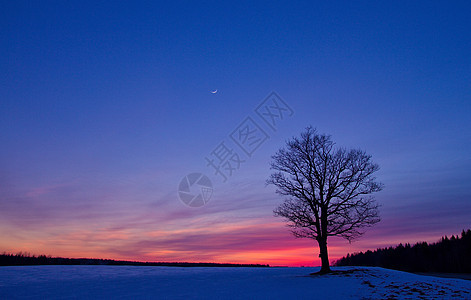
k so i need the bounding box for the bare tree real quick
[268,127,383,274]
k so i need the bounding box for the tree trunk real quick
[318,238,331,274]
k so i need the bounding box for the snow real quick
[1,266,470,299]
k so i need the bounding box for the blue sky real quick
[1,1,470,265]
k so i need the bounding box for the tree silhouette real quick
[268,127,382,273]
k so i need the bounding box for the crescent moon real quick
[211,89,218,94]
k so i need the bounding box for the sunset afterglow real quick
[1,1,470,268]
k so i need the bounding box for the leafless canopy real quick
[268,127,383,242]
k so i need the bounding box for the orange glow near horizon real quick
[0,221,346,266]
[1,230,466,267]
[1,192,467,268]
[1,247,336,267]
[2,223,442,267]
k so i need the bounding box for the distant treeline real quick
[335,229,471,273]
[0,253,269,268]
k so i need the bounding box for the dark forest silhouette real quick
[0,253,269,268]
[335,229,471,273]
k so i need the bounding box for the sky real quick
[1,1,470,266]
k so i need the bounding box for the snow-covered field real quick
[1,265,470,299]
